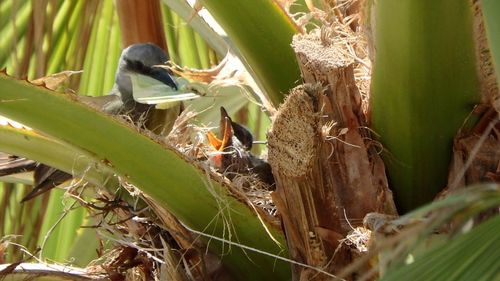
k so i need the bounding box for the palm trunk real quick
[268,28,397,280]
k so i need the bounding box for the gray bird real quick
[0,43,179,202]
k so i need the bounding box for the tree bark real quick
[268,28,396,280]
[115,0,167,50]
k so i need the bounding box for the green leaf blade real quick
[370,0,481,212]
[201,0,302,106]
[0,74,291,281]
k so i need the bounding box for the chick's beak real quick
[207,113,233,167]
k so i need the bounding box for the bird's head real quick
[115,43,177,107]
[207,107,254,168]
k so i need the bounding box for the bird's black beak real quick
[148,66,178,90]
[123,58,178,90]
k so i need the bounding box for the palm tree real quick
[0,0,499,280]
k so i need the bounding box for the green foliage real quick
[201,0,302,106]
[78,0,121,96]
[370,0,480,212]
[482,0,500,85]
[380,186,500,281]
[0,74,290,280]
[1,1,500,280]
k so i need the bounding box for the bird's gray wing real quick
[20,165,72,202]
[77,94,124,114]
[0,152,37,176]
[0,153,72,202]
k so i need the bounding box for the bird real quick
[0,43,179,202]
[207,107,275,187]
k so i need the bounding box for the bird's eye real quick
[124,58,150,75]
